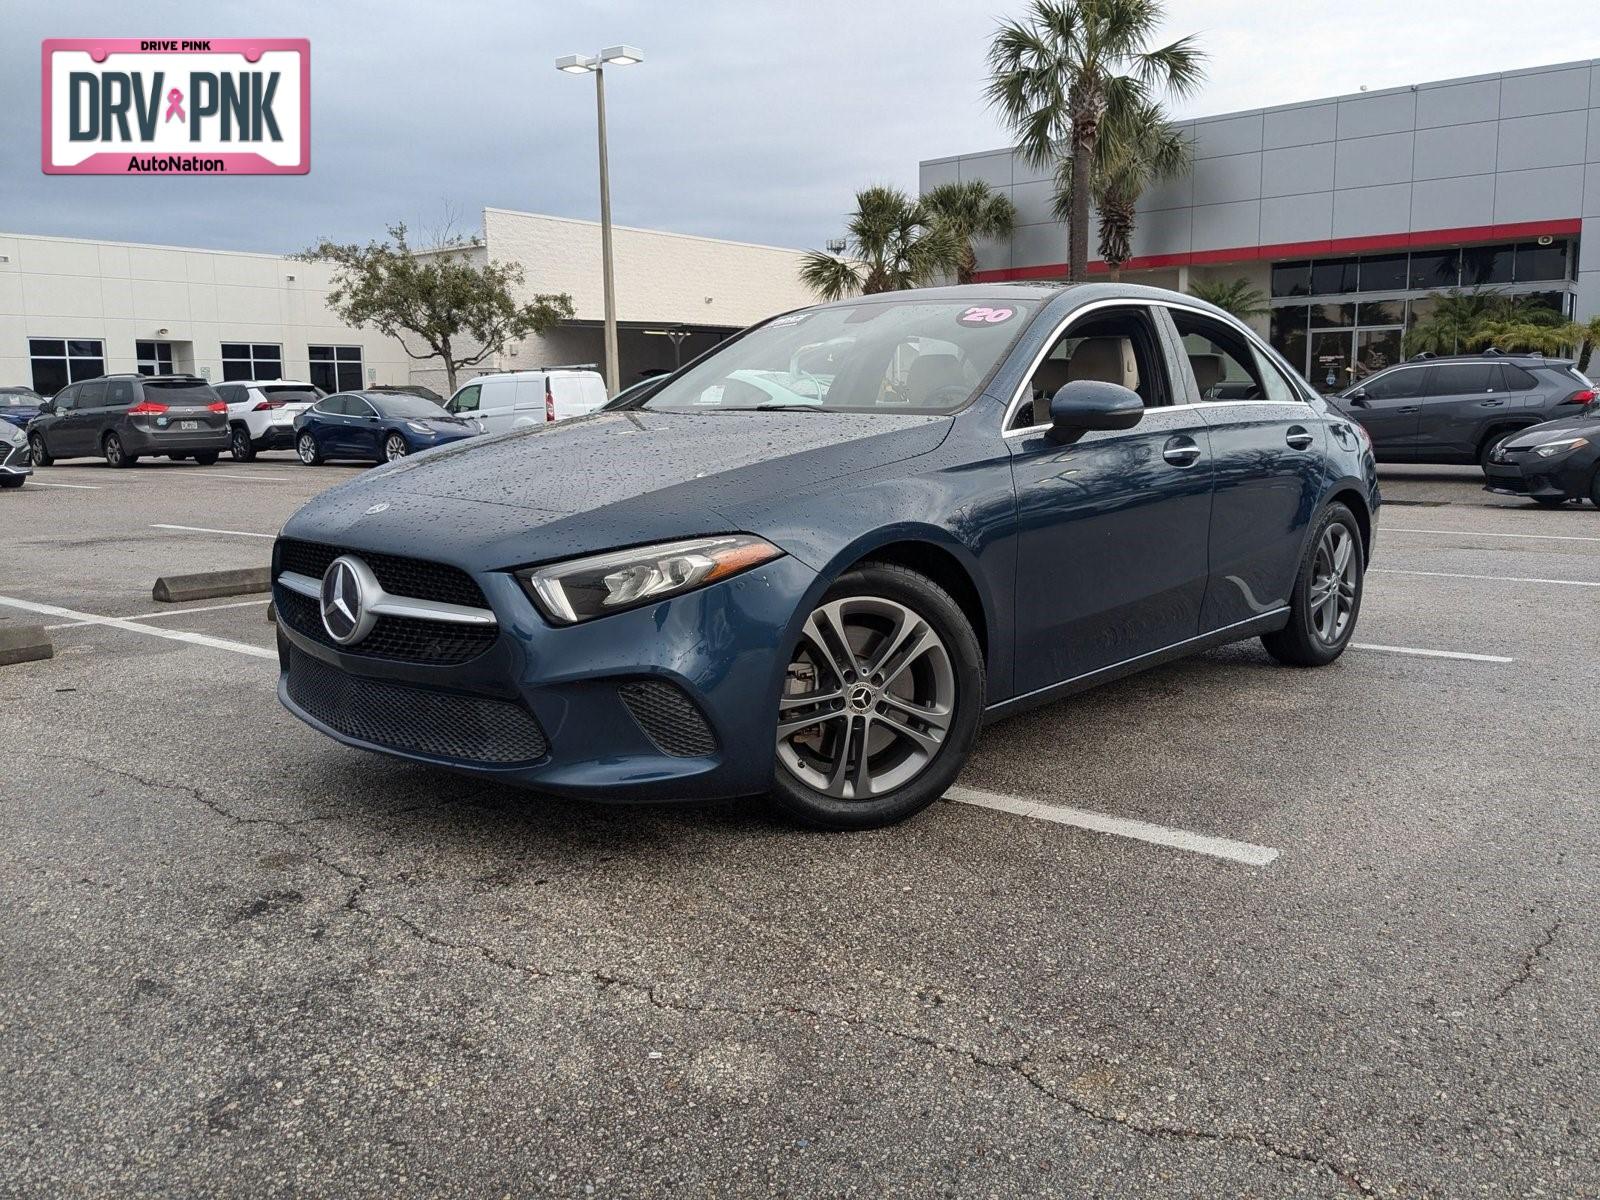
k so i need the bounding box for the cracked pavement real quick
[2,458,1597,1197]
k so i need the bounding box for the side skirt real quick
[981,610,1290,725]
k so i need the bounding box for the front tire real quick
[230,426,256,461]
[296,432,323,465]
[1262,503,1365,667]
[767,563,984,830]
[0,475,23,489]
[28,433,52,466]
[383,432,409,463]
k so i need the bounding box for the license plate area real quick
[178,420,199,431]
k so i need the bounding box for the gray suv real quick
[28,374,231,468]
[1331,352,1595,472]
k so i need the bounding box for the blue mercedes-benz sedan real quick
[272,284,1379,829]
[292,389,476,465]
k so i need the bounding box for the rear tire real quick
[103,432,136,468]
[1590,467,1600,509]
[296,432,323,466]
[1262,503,1365,667]
[766,562,984,831]
[230,425,256,461]
[192,451,219,466]
[1533,495,1568,508]
[28,433,52,467]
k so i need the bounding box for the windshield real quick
[371,393,447,419]
[641,298,1039,414]
[3,391,41,406]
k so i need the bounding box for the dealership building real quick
[0,209,814,397]
[921,57,1600,391]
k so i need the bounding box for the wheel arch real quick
[822,532,993,669]
[1325,484,1373,562]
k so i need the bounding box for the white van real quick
[443,368,609,434]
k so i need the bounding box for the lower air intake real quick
[618,680,719,758]
[286,647,547,765]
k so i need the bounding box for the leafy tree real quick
[921,180,1018,285]
[987,0,1203,281]
[299,223,574,394]
[1186,276,1269,321]
[799,186,960,300]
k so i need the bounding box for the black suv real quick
[28,374,231,468]
[1330,351,1595,472]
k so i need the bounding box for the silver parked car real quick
[27,374,232,468]
[0,418,31,488]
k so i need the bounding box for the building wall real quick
[920,58,1600,322]
[0,232,413,389]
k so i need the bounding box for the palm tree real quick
[799,186,960,301]
[1051,98,1189,276]
[1470,312,1600,369]
[921,181,1018,285]
[987,0,1204,282]
[1187,277,1269,321]
[1403,290,1507,358]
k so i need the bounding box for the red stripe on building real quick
[971,219,1584,283]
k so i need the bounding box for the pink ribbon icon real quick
[164,88,185,123]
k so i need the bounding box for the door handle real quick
[1481,398,1504,407]
[1162,437,1202,466]
[1397,406,1419,414]
[1285,426,1315,450]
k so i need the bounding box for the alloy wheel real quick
[103,434,122,466]
[297,434,318,464]
[776,596,956,801]
[384,434,408,462]
[231,428,252,460]
[1308,523,1359,645]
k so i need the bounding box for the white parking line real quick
[1385,526,1600,544]
[1374,568,1600,588]
[151,523,275,539]
[44,598,270,630]
[1351,642,1514,664]
[185,471,294,482]
[22,480,100,490]
[0,595,275,660]
[943,785,1279,867]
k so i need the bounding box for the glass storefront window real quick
[1356,300,1404,326]
[1271,261,1310,297]
[1358,254,1408,292]
[1309,330,1354,393]
[1310,302,1356,328]
[1513,241,1569,283]
[1512,291,1568,320]
[1270,306,1309,379]
[1461,245,1513,286]
[1355,329,1403,382]
[1310,258,1358,295]
[1409,251,1459,290]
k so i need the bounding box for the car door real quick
[1414,361,1503,458]
[1339,364,1427,455]
[1162,305,1327,633]
[342,395,381,458]
[446,383,485,432]
[74,380,110,455]
[307,395,349,454]
[477,379,517,433]
[1006,302,1214,694]
[40,384,80,456]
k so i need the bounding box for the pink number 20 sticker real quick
[957,305,1016,326]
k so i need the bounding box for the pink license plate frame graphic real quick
[41,38,310,175]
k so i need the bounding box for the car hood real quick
[1503,413,1597,448]
[280,407,949,568]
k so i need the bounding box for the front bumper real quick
[1483,454,1586,500]
[275,553,820,801]
[1,439,32,477]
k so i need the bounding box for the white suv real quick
[215,380,324,461]
[443,368,608,434]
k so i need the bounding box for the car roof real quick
[1380,352,1573,370]
[786,281,1246,327]
[226,378,318,387]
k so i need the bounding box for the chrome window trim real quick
[1000,297,1312,438]
[276,569,498,626]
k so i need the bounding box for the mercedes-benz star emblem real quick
[320,556,378,645]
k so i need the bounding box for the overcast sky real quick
[5,1,1598,256]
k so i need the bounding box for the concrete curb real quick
[152,567,272,604]
[0,623,53,666]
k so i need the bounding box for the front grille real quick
[2,441,28,469]
[276,538,486,608]
[274,585,497,665]
[286,646,547,765]
[619,681,718,758]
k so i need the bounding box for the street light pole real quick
[593,65,619,398]
[556,45,643,398]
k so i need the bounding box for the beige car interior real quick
[1017,329,1148,429]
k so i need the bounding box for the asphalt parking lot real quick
[2,453,1596,1197]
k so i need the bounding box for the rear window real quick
[259,386,321,404]
[144,380,220,402]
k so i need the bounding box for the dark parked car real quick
[1483,399,1600,507]
[0,418,31,488]
[271,283,1379,830]
[1,386,44,431]
[27,374,230,468]
[293,390,476,465]
[1331,351,1594,472]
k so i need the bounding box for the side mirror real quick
[38,398,56,414]
[1345,388,1369,407]
[1047,380,1145,443]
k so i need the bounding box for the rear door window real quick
[78,381,108,408]
[1425,364,1495,396]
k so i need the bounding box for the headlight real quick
[406,420,434,435]
[518,534,784,624]
[1534,437,1589,458]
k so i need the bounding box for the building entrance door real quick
[1309,330,1354,394]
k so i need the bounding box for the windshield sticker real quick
[768,312,811,328]
[958,305,1017,326]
